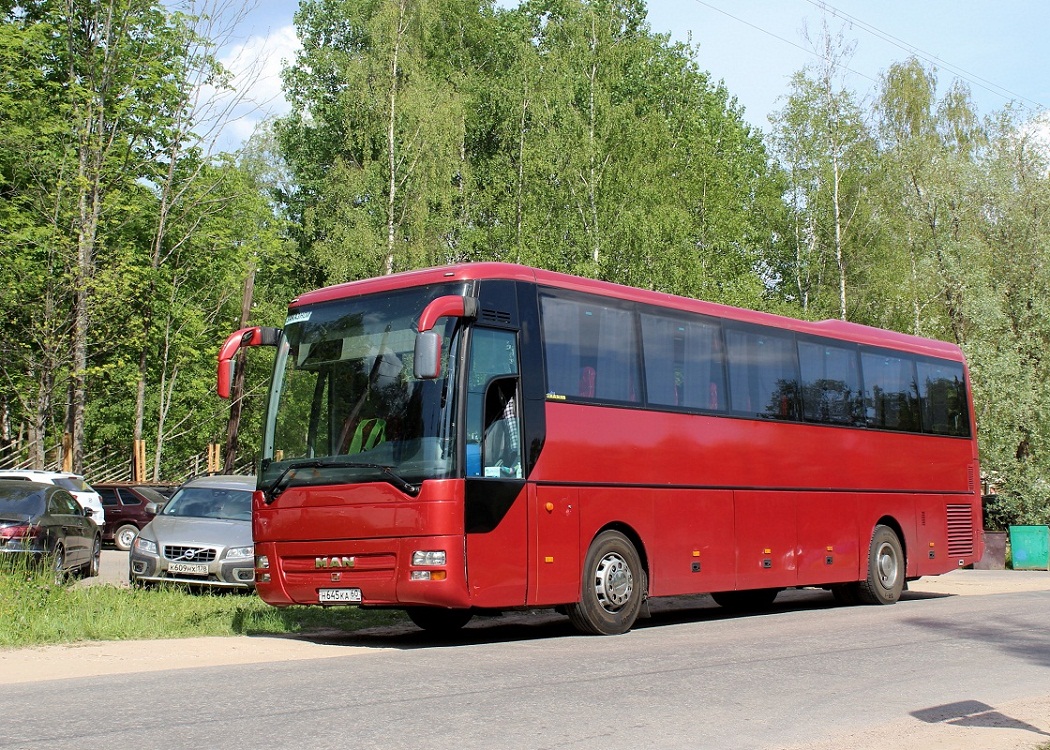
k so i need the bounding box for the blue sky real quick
[220,0,1050,150]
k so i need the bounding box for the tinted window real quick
[163,487,252,521]
[917,359,970,437]
[98,488,119,506]
[48,491,80,515]
[0,487,45,515]
[726,327,800,420]
[541,295,640,403]
[798,340,863,425]
[861,351,920,431]
[640,312,726,411]
[52,476,91,492]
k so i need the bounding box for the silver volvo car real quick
[129,474,256,589]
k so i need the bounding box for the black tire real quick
[114,524,139,551]
[567,530,646,635]
[711,588,780,612]
[405,607,474,633]
[81,535,101,578]
[856,524,905,605]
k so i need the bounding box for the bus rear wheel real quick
[856,524,905,605]
[405,607,473,633]
[567,530,646,636]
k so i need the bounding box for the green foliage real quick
[768,46,1050,524]
[0,563,405,647]
[0,2,295,478]
[277,0,782,307]
[4,0,1050,534]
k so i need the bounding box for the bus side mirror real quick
[217,326,281,398]
[413,295,478,380]
[414,331,442,379]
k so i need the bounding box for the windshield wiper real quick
[265,459,420,503]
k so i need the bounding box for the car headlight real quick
[226,545,254,560]
[134,537,158,555]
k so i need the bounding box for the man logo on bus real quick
[315,556,356,569]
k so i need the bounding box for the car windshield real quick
[261,283,466,493]
[52,476,91,493]
[0,487,45,516]
[162,487,252,521]
[133,487,169,504]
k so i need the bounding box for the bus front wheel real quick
[857,524,905,605]
[568,530,646,636]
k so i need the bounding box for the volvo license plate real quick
[168,562,208,575]
[318,588,362,603]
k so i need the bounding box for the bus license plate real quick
[169,562,208,575]
[319,588,362,603]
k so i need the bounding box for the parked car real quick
[0,479,101,579]
[0,470,105,527]
[94,483,171,551]
[129,474,256,590]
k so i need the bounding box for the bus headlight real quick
[412,550,446,566]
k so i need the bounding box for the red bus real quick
[218,263,982,635]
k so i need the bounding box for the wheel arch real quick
[873,514,908,570]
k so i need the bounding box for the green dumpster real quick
[1008,525,1050,570]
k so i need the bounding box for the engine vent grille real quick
[480,308,511,325]
[946,504,975,557]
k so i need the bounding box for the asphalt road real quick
[94,548,129,585]
[9,570,1050,750]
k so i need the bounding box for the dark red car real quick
[94,483,172,551]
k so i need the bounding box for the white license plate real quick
[318,588,362,603]
[168,562,208,575]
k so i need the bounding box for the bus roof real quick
[290,262,964,361]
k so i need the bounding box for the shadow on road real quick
[263,586,954,651]
[912,700,1050,739]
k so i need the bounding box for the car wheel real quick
[82,535,101,578]
[114,524,139,551]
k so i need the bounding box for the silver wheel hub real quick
[593,552,633,612]
[876,542,898,589]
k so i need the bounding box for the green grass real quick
[0,560,406,648]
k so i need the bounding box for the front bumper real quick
[130,549,255,589]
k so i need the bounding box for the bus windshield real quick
[260,284,466,495]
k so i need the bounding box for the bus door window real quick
[465,329,520,478]
[482,377,521,478]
